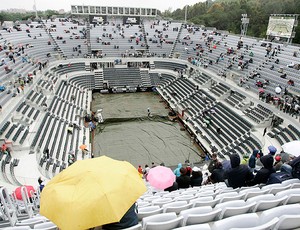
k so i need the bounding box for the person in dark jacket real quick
[225,153,253,189]
[164,182,178,192]
[248,149,262,171]
[248,155,275,186]
[208,153,219,173]
[190,167,203,187]
[210,161,225,183]
[267,164,293,184]
[176,167,191,189]
[102,203,138,230]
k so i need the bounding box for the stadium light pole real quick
[184,5,188,24]
[33,0,38,19]
[241,14,249,36]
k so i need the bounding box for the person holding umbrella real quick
[101,203,138,230]
[40,156,146,230]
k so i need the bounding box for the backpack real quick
[267,172,293,184]
[291,156,300,179]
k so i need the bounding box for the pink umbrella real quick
[147,166,176,190]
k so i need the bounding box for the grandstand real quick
[0,4,299,229]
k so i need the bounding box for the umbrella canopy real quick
[79,144,87,150]
[275,86,282,94]
[40,156,146,230]
[15,185,35,200]
[147,166,176,190]
[258,88,265,93]
[282,141,300,157]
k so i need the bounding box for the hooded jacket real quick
[248,155,275,186]
[248,149,261,169]
[173,163,182,177]
[225,153,253,189]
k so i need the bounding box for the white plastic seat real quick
[230,217,279,230]
[4,227,32,230]
[34,221,58,229]
[214,200,256,220]
[181,190,198,196]
[239,187,266,200]
[121,223,142,230]
[137,201,151,208]
[215,192,245,203]
[163,192,181,198]
[247,194,287,212]
[144,196,161,202]
[268,184,291,195]
[260,204,300,228]
[180,206,222,226]
[276,188,300,204]
[212,213,259,230]
[174,195,195,202]
[218,188,239,193]
[239,185,259,192]
[152,198,173,207]
[197,190,218,198]
[137,205,163,220]
[142,212,184,230]
[261,183,283,192]
[281,178,300,186]
[16,217,46,228]
[215,182,229,189]
[291,183,300,189]
[190,196,221,208]
[274,214,300,230]
[173,223,211,230]
[154,192,169,197]
[140,194,155,200]
[162,201,192,214]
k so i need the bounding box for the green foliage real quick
[0,9,59,24]
[163,0,300,43]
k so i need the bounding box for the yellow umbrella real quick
[40,156,147,230]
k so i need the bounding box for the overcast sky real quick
[0,0,205,12]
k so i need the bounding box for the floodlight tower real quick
[184,5,188,24]
[241,14,249,36]
[33,0,38,19]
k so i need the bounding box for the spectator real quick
[176,167,191,189]
[164,182,178,192]
[185,163,192,176]
[143,164,150,179]
[137,165,143,178]
[38,177,43,186]
[274,155,283,171]
[102,203,138,230]
[287,79,295,86]
[173,163,182,177]
[208,153,219,173]
[267,164,293,184]
[268,146,277,156]
[241,154,249,165]
[190,167,203,187]
[247,155,275,186]
[209,161,225,184]
[224,153,253,189]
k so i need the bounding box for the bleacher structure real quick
[0,11,298,229]
[0,16,299,187]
